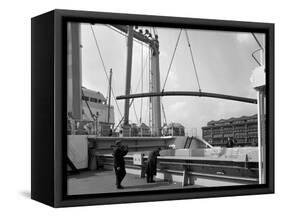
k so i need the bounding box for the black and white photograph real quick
[66,22,267,195]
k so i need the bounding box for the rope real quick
[184,30,202,92]
[89,25,123,118]
[162,29,182,91]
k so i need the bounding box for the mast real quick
[68,22,82,120]
[107,68,113,123]
[113,25,162,136]
[123,26,134,127]
[150,38,162,136]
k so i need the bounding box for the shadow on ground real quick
[19,190,31,198]
[125,181,171,190]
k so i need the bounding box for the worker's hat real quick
[115,140,122,146]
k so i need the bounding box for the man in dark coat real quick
[146,148,161,183]
[112,140,128,189]
[227,137,234,148]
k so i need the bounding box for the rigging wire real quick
[184,30,202,92]
[147,51,152,129]
[129,42,149,124]
[114,99,135,131]
[162,29,182,92]
[89,24,123,119]
[104,24,150,127]
[251,33,264,66]
[132,51,149,93]
[81,88,97,121]
[140,43,144,124]
[132,101,139,123]
[251,33,264,51]
[252,49,263,66]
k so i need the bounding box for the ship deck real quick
[67,170,202,195]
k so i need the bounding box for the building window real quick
[82,96,89,101]
[90,98,97,103]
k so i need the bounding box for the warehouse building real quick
[202,114,258,147]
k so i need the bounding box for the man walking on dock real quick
[146,148,161,183]
[112,140,128,189]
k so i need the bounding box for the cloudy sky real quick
[79,23,265,137]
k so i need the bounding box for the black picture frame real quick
[31,9,274,207]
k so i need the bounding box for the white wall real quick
[0,0,279,216]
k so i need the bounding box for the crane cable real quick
[140,42,144,124]
[184,30,202,92]
[162,29,182,92]
[89,25,123,119]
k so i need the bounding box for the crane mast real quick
[113,25,162,136]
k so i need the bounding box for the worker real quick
[84,122,93,135]
[227,137,234,148]
[146,148,161,183]
[112,140,128,189]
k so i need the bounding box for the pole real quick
[69,22,82,120]
[107,68,113,123]
[255,37,265,184]
[150,38,162,136]
[124,26,134,126]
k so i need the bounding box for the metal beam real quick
[116,91,257,104]
[111,25,153,45]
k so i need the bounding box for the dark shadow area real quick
[124,181,171,190]
[68,170,112,179]
[19,190,31,198]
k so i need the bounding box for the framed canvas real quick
[31,9,274,207]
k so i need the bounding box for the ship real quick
[67,22,266,189]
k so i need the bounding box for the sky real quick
[78,23,265,137]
